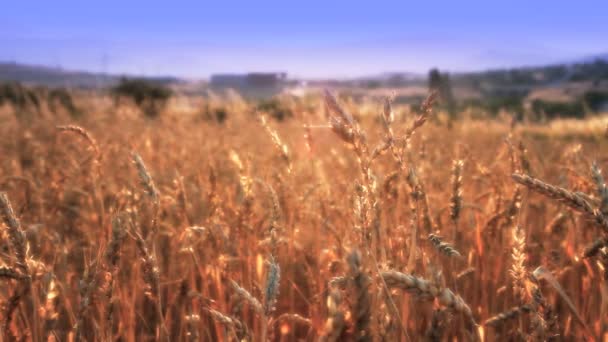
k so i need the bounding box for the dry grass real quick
[0,90,607,341]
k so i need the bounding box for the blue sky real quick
[1,1,606,79]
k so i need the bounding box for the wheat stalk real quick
[428,234,461,257]
[484,305,532,327]
[0,192,39,340]
[512,173,608,233]
[347,249,372,341]
[229,280,263,316]
[381,270,477,332]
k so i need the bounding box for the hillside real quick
[0,62,181,88]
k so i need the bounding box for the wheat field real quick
[0,90,607,341]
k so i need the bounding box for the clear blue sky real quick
[1,1,606,79]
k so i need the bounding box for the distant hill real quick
[576,53,608,64]
[309,54,608,92]
[2,53,608,91]
[0,62,182,88]
[451,56,608,90]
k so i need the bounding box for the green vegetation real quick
[583,91,608,111]
[111,78,172,118]
[462,95,524,115]
[48,88,82,118]
[530,99,585,118]
[200,104,229,124]
[0,82,82,119]
[455,58,608,87]
[0,82,40,110]
[256,98,293,121]
[529,91,608,119]
[428,68,455,115]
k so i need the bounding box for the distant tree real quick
[461,95,524,115]
[0,82,43,121]
[200,104,229,124]
[111,78,172,118]
[0,82,40,111]
[583,91,608,112]
[48,88,82,118]
[428,68,442,91]
[364,80,381,89]
[1,82,86,119]
[531,99,585,119]
[256,98,293,121]
[428,68,455,116]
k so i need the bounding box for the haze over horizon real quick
[1,0,607,79]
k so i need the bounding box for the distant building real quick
[209,74,247,88]
[210,72,287,89]
[210,72,287,98]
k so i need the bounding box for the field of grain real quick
[0,90,607,341]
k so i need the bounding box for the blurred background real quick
[1,0,608,120]
[2,3,608,341]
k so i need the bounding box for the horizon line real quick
[2,53,607,82]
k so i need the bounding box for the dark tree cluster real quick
[0,82,82,119]
[428,68,456,116]
[111,78,173,118]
